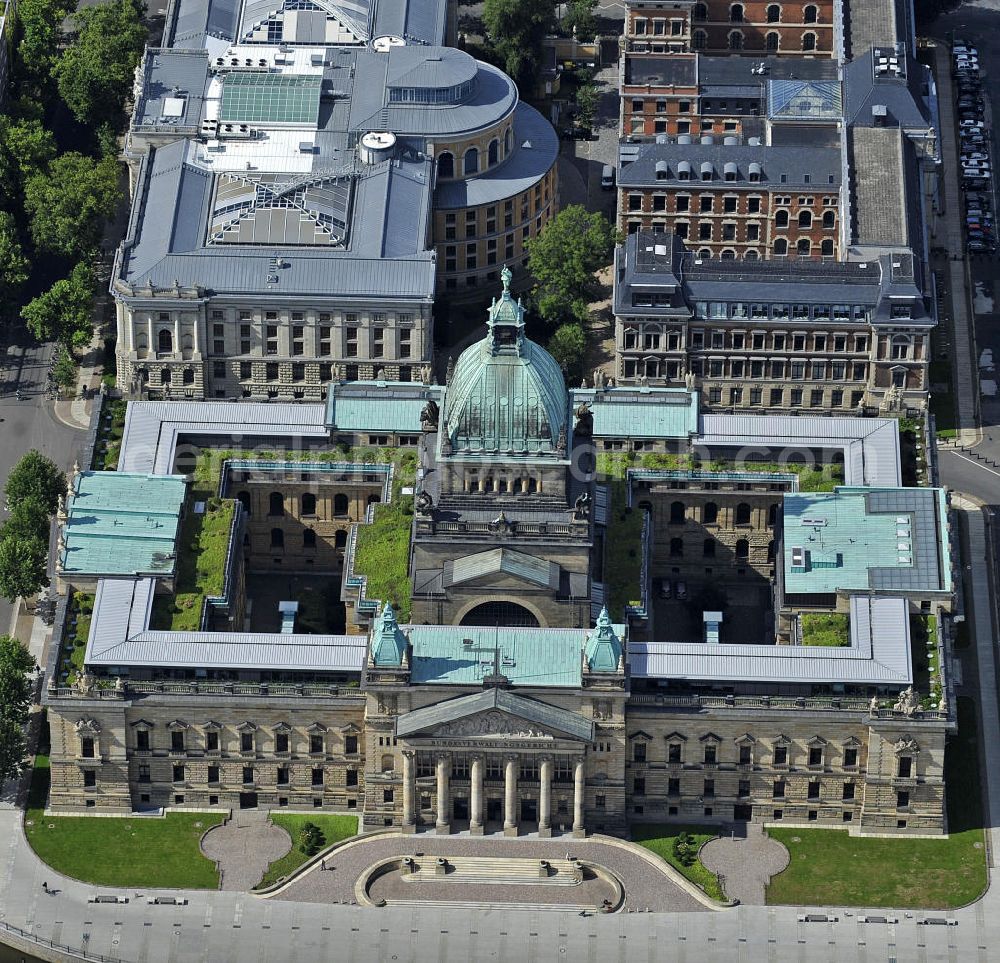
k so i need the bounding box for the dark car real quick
[968,240,993,251]
[560,126,593,140]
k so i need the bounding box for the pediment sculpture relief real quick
[432,710,552,739]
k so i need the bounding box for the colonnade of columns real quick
[400,749,585,837]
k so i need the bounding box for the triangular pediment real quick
[444,548,560,590]
[396,688,593,743]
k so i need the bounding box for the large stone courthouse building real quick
[45,273,956,837]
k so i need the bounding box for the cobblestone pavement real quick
[201,811,292,891]
[270,832,709,912]
[700,824,790,906]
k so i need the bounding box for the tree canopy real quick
[547,322,587,375]
[24,152,121,259]
[0,716,28,789]
[482,0,555,91]
[15,0,78,82]
[0,536,49,603]
[0,117,57,204]
[21,262,96,348]
[0,213,29,308]
[55,0,148,129]
[4,450,67,514]
[561,0,598,38]
[0,635,35,723]
[526,205,619,325]
[0,496,51,544]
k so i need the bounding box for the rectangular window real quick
[773,746,787,766]
[275,733,289,753]
[897,757,912,778]
[172,764,185,783]
[668,743,682,763]
[809,747,823,767]
[843,782,855,800]
[808,781,821,800]
[633,777,646,796]
[633,742,647,763]
[668,777,680,796]
[345,735,358,755]
[242,767,254,784]
[310,734,324,754]
[312,768,324,787]
[277,767,289,786]
[241,732,253,752]
[773,780,785,798]
[138,765,150,783]
[703,744,717,764]
[171,731,185,752]
[136,730,150,751]
[703,779,715,798]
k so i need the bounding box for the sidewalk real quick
[50,334,106,431]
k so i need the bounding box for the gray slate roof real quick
[395,688,595,741]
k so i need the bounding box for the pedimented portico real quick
[396,690,593,837]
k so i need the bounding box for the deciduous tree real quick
[25,153,121,259]
[0,716,28,790]
[0,635,35,724]
[0,536,49,604]
[15,0,77,81]
[54,0,148,129]
[0,213,29,307]
[4,450,66,514]
[0,496,51,544]
[547,323,587,374]
[21,263,96,349]
[526,205,618,325]
[482,0,556,91]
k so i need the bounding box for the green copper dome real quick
[445,267,568,455]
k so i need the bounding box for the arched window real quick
[269,492,284,516]
[721,248,736,259]
[301,492,317,515]
[237,491,251,516]
[698,248,711,259]
[798,210,812,228]
[335,529,347,548]
[463,147,479,176]
[703,538,716,558]
[802,31,816,50]
[670,537,684,557]
[766,31,779,51]
[693,29,707,49]
[773,238,788,256]
[670,500,686,524]
[822,210,835,228]
[775,209,789,228]
[744,249,759,260]
[821,238,834,256]
[437,152,454,179]
[303,528,316,548]
[270,527,284,548]
[158,329,173,353]
[693,2,707,19]
[334,493,349,515]
[488,139,499,166]
[730,3,744,21]
[797,238,811,255]
[803,4,817,23]
[703,501,718,524]
[161,368,172,384]
[735,538,749,560]
[504,127,512,155]
[767,4,781,22]
[735,502,752,525]
[182,369,194,385]
[728,29,744,49]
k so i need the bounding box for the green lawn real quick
[352,451,417,620]
[256,813,358,889]
[603,479,644,617]
[766,697,987,909]
[910,614,942,706]
[800,613,850,647]
[25,757,224,889]
[151,493,235,631]
[58,592,94,686]
[91,399,128,471]
[630,823,726,901]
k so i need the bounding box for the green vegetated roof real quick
[800,612,850,647]
[62,472,187,577]
[783,487,948,595]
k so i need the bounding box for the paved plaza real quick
[268,832,713,913]
[700,824,790,906]
[200,811,291,891]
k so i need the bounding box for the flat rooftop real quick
[783,486,950,595]
[61,472,187,577]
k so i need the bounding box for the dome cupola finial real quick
[486,264,525,355]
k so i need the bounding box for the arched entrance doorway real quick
[459,601,540,627]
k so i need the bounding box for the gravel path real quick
[269,832,709,912]
[201,811,292,891]
[700,824,790,905]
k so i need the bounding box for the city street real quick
[0,326,85,634]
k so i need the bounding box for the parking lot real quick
[951,41,996,255]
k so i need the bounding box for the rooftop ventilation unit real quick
[700,134,714,144]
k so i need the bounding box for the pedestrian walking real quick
[42,881,48,893]
[321,858,326,871]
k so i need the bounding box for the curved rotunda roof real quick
[444,268,568,456]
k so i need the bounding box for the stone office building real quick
[45,276,954,837]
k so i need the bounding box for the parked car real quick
[601,165,615,189]
[659,579,672,599]
[968,240,993,251]
[960,120,987,129]
[674,581,688,600]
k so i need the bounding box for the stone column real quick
[503,755,518,837]
[147,316,154,358]
[436,754,450,834]
[572,756,586,838]
[470,755,484,836]
[539,757,553,838]
[402,750,416,833]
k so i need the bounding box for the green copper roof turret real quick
[371,601,407,666]
[585,606,623,673]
